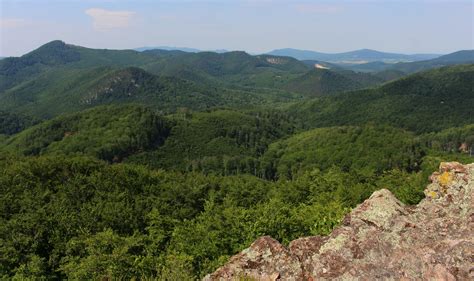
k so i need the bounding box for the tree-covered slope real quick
[0,41,158,93]
[0,41,81,92]
[144,51,308,77]
[0,111,38,135]
[283,68,383,96]
[2,105,170,161]
[0,152,439,280]
[261,125,424,180]
[0,41,312,117]
[142,52,312,89]
[421,124,474,154]
[288,64,474,133]
[0,40,310,93]
[0,66,277,118]
[126,109,296,175]
[284,69,362,96]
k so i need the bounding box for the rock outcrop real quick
[205,162,474,280]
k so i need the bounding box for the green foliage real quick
[285,68,382,97]
[289,65,474,133]
[126,109,296,176]
[421,124,474,153]
[60,229,150,280]
[262,125,424,179]
[0,111,37,135]
[1,154,432,279]
[0,41,80,92]
[0,66,278,118]
[2,105,170,162]
[0,41,472,280]
[0,41,310,118]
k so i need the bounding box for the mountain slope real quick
[0,40,158,93]
[261,125,422,179]
[287,64,474,133]
[284,68,383,96]
[126,109,296,175]
[2,105,170,161]
[0,41,81,91]
[0,41,312,117]
[284,69,364,96]
[106,47,311,88]
[0,111,38,135]
[0,66,273,118]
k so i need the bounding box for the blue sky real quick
[1,0,473,56]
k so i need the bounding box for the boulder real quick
[205,162,474,280]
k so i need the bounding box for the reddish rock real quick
[439,161,467,174]
[203,236,304,281]
[205,162,474,280]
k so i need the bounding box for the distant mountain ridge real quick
[1,40,473,120]
[388,50,474,74]
[267,48,441,63]
[134,46,229,53]
[341,50,474,74]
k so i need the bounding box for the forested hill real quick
[2,105,171,162]
[284,68,383,96]
[0,111,38,135]
[0,41,309,92]
[2,41,473,120]
[287,64,474,133]
[0,66,273,118]
[0,41,396,118]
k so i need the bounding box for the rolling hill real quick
[1,105,170,161]
[284,68,383,96]
[3,64,471,176]
[0,66,277,118]
[261,125,423,179]
[340,50,474,74]
[0,41,309,92]
[267,48,440,63]
[0,41,394,117]
[0,40,156,93]
[387,50,474,74]
[287,64,474,133]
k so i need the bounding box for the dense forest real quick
[0,41,472,279]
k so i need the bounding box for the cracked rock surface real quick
[204,162,474,280]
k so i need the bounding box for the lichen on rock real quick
[205,162,474,280]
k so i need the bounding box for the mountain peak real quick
[23,40,80,64]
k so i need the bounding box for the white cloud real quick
[85,8,135,30]
[0,18,30,29]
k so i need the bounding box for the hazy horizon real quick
[1,0,473,57]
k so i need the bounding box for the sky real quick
[1,0,473,57]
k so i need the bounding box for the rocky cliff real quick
[205,162,474,280]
